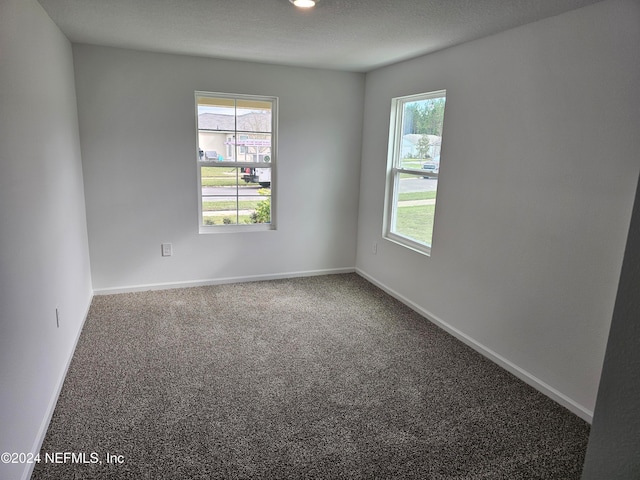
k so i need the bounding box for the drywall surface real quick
[0,1,93,479]
[356,0,640,417]
[73,45,364,292]
[582,172,640,478]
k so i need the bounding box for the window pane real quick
[202,195,239,225]
[200,167,272,226]
[235,134,272,163]
[392,174,438,246]
[197,96,236,131]
[236,99,272,133]
[402,97,446,137]
[239,194,271,224]
[199,131,235,162]
[398,97,445,170]
[201,165,238,225]
[201,166,239,189]
[197,97,236,162]
[398,134,442,172]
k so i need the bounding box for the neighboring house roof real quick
[198,112,271,132]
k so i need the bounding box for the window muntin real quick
[384,91,446,255]
[196,92,277,232]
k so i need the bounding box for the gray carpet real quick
[32,273,590,479]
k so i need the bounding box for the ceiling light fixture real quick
[290,0,316,8]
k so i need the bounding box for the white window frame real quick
[383,90,446,256]
[195,91,278,234]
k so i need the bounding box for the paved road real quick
[399,177,437,193]
[203,179,435,197]
[399,199,436,207]
[202,179,435,213]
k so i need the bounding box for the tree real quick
[417,135,431,159]
[403,98,446,136]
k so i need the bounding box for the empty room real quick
[1,0,639,478]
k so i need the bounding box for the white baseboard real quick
[93,267,356,296]
[355,268,594,423]
[22,296,94,480]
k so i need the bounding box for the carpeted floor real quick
[32,273,590,479]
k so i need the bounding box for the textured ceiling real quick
[37,0,603,72]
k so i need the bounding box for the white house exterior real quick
[401,134,442,159]
[197,111,272,163]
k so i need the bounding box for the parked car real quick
[422,161,439,178]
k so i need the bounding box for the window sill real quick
[199,223,275,234]
[384,233,432,257]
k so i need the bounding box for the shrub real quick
[250,197,271,223]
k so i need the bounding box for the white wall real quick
[356,0,640,419]
[0,1,93,479]
[582,171,640,478]
[73,45,364,292]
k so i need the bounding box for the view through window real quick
[195,92,277,232]
[385,90,446,254]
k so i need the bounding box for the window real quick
[195,92,277,232]
[384,90,446,255]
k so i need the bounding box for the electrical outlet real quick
[161,243,173,257]
[372,241,377,255]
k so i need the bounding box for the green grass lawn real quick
[202,199,264,211]
[398,190,437,202]
[401,160,424,169]
[394,204,435,245]
[202,177,244,187]
[201,166,259,187]
[203,214,255,225]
